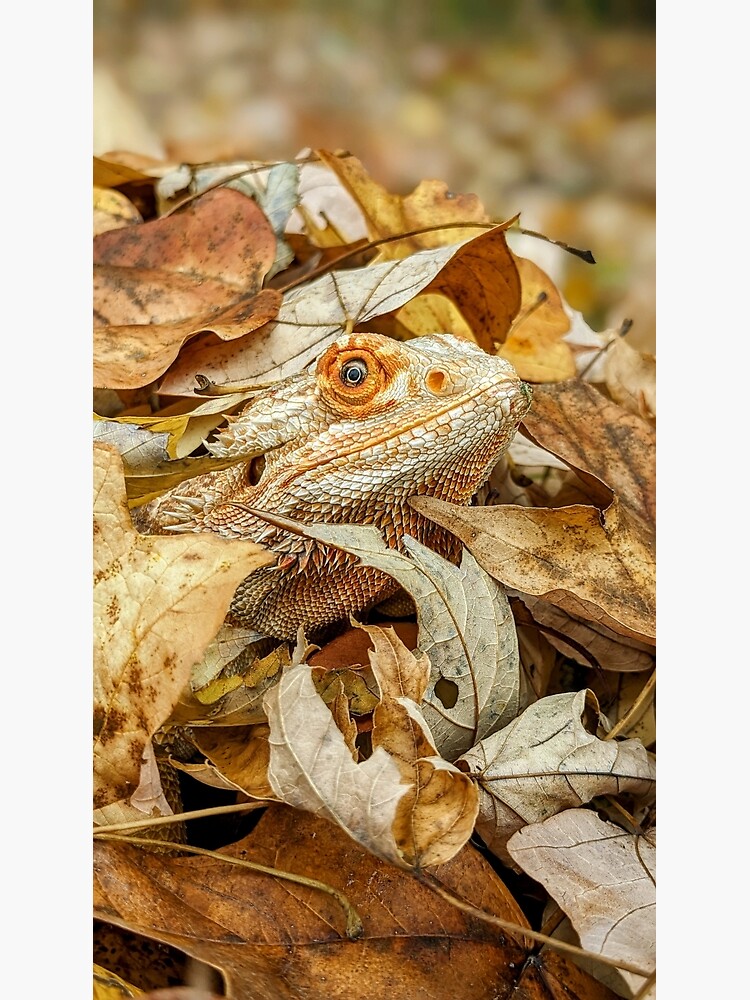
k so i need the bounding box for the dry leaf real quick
[94,420,171,471]
[515,595,656,673]
[287,155,368,245]
[413,495,655,644]
[457,689,655,864]
[263,661,409,866]
[189,724,277,800]
[358,624,479,866]
[94,803,543,1000]
[93,443,274,808]
[521,380,655,526]
[94,963,144,999]
[317,149,490,257]
[296,521,523,759]
[603,336,656,421]
[129,740,173,817]
[498,255,576,382]
[415,224,521,351]
[94,186,143,236]
[94,289,282,390]
[412,379,655,643]
[94,187,276,326]
[157,233,507,396]
[507,810,655,998]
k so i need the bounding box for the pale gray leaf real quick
[458,689,656,865]
[300,521,522,760]
[263,662,408,866]
[507,810,655,995]
[93,420,170,472]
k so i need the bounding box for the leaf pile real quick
[93,150,655,1000]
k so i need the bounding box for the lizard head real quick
[139,332,531,535]
[272,331,532,511]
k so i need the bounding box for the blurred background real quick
[93,0,655,351]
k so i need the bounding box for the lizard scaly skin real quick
[133,332,531,641]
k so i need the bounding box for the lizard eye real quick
[340,358,368,387]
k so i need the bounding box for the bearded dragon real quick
[133,332,531,641]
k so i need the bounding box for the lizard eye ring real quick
[339,358,368,387]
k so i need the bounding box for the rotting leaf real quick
[457,689,655,866]
[507,810,656,998]
[93,443,274,809]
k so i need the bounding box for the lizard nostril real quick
[426,367,449,395]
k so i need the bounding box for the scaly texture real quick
[134,333,531,640]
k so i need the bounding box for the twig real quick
[94,833,364,940]
[416,871,652,978]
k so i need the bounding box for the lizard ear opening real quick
[247,454,266,486]
[426,367,449,395]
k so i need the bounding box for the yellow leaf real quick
[93,443,274,809]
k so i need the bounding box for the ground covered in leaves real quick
[93,150,655,1000]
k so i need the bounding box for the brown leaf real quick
[412,379,655,643]
[317,149,490,256]
[157,234,505,396]
[521,379,655,526]
[418,224,521,351]
[190,725,276,800]
[412,495,655,643]
[262,661,409,866]
[94,187,276,326]
[518,595,656,673]
[93,153,162,188]
[513,948,622,1000]
[94,804,536,1000]
[94,289,282,391]
[603,336,656,421]
[93,443,274,808]
[360,624,479,867]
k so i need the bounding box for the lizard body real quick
[134,332,531,640]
